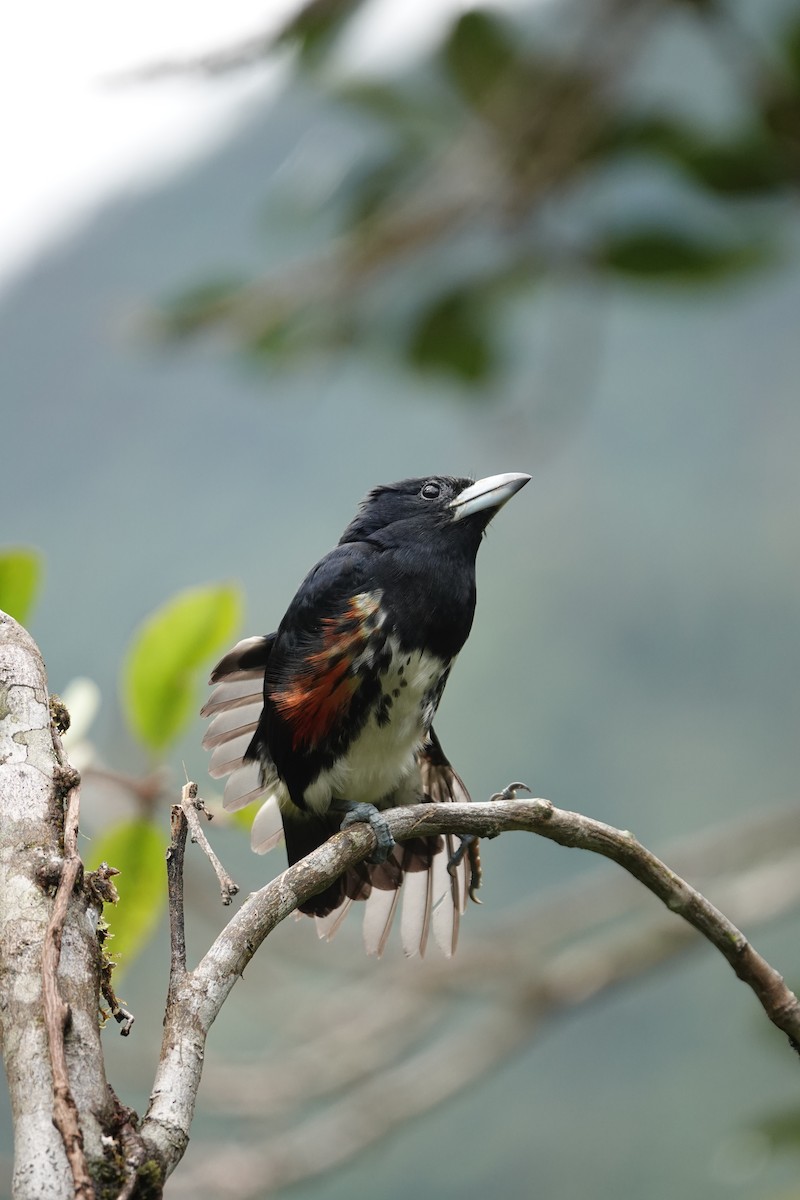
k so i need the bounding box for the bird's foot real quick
[489,781,531,803]
[483,782,531,847]
[447,833,483,904]
[336,801,395,864]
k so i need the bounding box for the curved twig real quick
[140,792,800,1182]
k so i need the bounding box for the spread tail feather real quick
[222,762,266,812]
[204,634,276,810]
[399,855,434,958]
[315,899,354,942]
[250,795,284,853]
[202,701,262,750]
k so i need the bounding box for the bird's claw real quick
[483,782,531,843]
[338,801,395,864]
[489,781,531,803]
[447,833,483,904]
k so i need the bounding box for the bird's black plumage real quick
[202,472,529,956]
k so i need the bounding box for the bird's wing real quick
[267,591,385,753]
[262,543,387,758]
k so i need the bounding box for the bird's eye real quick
[420,482,441,500]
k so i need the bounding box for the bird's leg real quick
[447,833,473,870]
[333,800,395,864]
[447,834,483,904]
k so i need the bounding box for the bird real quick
[202,471,530,957]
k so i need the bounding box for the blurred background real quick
[3,0,800,1196]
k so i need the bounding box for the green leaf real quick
[596,228,768,283]
[442,8,518,110]
[339,81,435,127]
[246,314,303,361]
[680,133,790,195]
[123,583,241,754]
[273,0,367,66]
[159,277,242,341]
[755,1106,800,1150]
[0,548,42,624]
[87,819,165,970]
[608,118,791,196]
[408,288,494,383]
[783,14,800,85]
[761,87,800,146]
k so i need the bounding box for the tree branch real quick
[201,802,800,1123]
[0,613,114,1199]
[41,765,95,1200]
[180,782,239,905]
[168,838,800,1199]
[167,803,188,1001]
[139,789,800,1182]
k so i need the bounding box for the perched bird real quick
[202,472,530,956]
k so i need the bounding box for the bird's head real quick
[339,472,531,551]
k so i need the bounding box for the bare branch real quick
[109,0,366,82]
[41,765,95,1200]
[0,612,115,1198]
[225,801,800,1104]
[167,804,189,998]
[139,788,800,1183]
[180,781,239,904]
[172,839,800,1198]
[83,764,168,810]
[390,799,800,1046]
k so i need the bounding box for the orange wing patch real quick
[273,591,383,750]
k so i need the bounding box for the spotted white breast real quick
[302,641,451,814]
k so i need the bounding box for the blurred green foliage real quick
[409,286,494,382]
[595,227,769,280]
[0,548,42,624]
[95,583,242,970]
[156,0,800,385]
[275,0,366,65]
[758,1106,800,1151]
[122,583,241,755]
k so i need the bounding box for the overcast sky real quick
[1,0,512,295]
